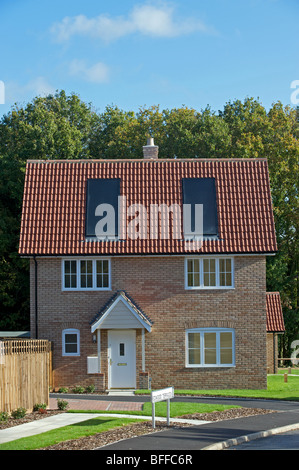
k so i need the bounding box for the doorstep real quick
[107,389,136,396]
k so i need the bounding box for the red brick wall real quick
[30,255,267,390]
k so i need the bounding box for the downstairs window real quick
[186,328,235,367]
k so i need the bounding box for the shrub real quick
[72,385,85,394]
[57,399,69,411]
[85,384,95,393]
[0,411,9,422]
[11,407,27,419]
[58,387,69,393]
[33,403,47,412]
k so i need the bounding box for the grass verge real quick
[68,401,240,418]
[135,375,299,400]
[0,417,140,451]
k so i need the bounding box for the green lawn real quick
[0,416,140,451]
[136,375,299,400]
[69,401,240,418]
[0,402,240,451]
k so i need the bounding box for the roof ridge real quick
[26,158,268,163]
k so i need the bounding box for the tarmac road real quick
[227,429,299,450]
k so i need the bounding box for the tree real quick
[0,90,100,329]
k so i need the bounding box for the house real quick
[266,292,285,373]
[19,139,277,391]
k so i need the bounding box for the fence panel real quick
[0,340,52,412]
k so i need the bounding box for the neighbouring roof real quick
[0,331,30,338]
[266,292,285,333]
[19,158,277,256]
[90,290,153,332]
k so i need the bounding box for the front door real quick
[108,330,136,389]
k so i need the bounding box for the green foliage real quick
[57,387,69,393]
[0,411,9,422]
[33,403,47,411]
[11,407,27,419]
[85,384,95,393]
[72,386,85,394]
[57,399,69,410]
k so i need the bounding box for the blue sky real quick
[0,0,298,117]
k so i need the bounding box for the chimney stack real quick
[143,137,159,160]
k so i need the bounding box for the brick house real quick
[19,140,277,391]
[266,292,285,374]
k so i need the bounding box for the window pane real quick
[65,333,78,354]
[221,349,232,364]
[65,261,70,274]
[219,272,226,286]
[210,272,216,286]
[65,334,77,343]
[80,260,93,288]
[96,260,103,274]
[205,349,217,364]
[193,259,200,273]
[103,260,109,274]
[189,333,201,348]
[187,259,193,273]
[204,333,216,364]
[194,273,200,286]
[64,260,77,288]
[226,273,232,286]
[220,332,232,348]
[189,348,201,365]
[205,333,216,348]
[103,274,109,288]
[65,343,77,354]
[219,259,225,273]
[219,259,232,286]
[120,343,125,356]
[188,273,193,287]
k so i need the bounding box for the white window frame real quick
[184,256,234,289]
[62,258,111,291]
[62,328,80,356]
[185,328,235,368]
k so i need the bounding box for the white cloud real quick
[5,76,55,103]
[69,59,110,83]
[50,3,215,43]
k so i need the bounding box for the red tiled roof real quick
[19,158,277,256]
[266,292,285,332]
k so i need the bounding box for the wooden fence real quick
[0,340,52,413]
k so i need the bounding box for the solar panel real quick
[182,178,218,237]
[85,179,120,238]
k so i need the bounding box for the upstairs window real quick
[185,257,234,289]
[62,259,111,290]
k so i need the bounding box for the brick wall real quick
[30,255,267,390]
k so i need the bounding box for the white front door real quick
[108,330,136,389]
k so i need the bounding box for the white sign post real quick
[151,387,174,429]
